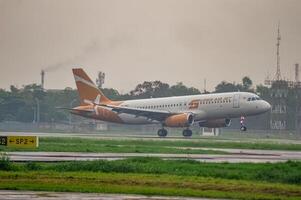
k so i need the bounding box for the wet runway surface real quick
[6,148,301,163]
[1,131,301,144]
[0,190,222,200]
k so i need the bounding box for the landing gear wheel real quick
[240,116,247,132]
[182,129,192,137]
[157,128,168,137]
[240,126,247,131]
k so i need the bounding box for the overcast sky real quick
[1,0,301,93]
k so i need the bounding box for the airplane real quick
[67,68,271,137]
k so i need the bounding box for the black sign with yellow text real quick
[0,136,38,148]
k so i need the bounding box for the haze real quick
[1,0,301,92]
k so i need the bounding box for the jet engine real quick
[164,113,194,127]
[199,118,231,128]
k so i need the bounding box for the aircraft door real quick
[181,101,186,111]
[233,94,240,108]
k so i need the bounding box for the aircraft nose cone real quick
[263,101,271,112]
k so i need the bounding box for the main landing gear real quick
[182,129,192,137]
[157,128,193,137]
[157,128,168,137]
[240,116,247,131]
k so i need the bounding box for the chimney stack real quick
[41,70,45,89]
[295,63,299,83]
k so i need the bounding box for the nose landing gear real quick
[240,116,247,131]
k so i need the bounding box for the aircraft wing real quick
[99,104,175,122]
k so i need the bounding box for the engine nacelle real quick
[199,118,231,128]
[164,113,194,127]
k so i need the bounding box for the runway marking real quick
[0,190,224,200]
[5,149,301,163]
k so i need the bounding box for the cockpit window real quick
[248,96,262,101]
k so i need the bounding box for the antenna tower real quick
[275,23,281,80]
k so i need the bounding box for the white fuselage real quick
[113,92,271,124]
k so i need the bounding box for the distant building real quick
[263,24,301,133]
[269,81,288,130]
[264,80,301,132]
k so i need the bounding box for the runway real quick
[0,190,222,200]
[6,148,301,163]
[1,131,301,144]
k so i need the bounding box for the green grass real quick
[0,171,300,200]
[1,136,301,153]
[1,157,301,199]
[2,157,301,185]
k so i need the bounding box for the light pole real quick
[33,107,36,123]
[69,99,77,125]
[35,98,40,124]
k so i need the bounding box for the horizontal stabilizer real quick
[56,107,94,113]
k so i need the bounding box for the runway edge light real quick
[7,136,39,148]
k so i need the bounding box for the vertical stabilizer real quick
[72,68,111,105]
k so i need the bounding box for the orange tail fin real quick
[72,68,111,105]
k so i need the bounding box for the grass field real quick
[1,136,301,199]
[0,157,301,200]
[2,157,301,184]
[1,136,301,153]
[1,171,300,200]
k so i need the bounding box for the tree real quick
[129,81,170,98]
[256,84,269,97]
[170,82,200,96]
[242,76,253,91]
[102,88,120,100]
[128,81,200,99]
[10,85,19,93]
[215,76,254,93]
[215,81,240,93]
